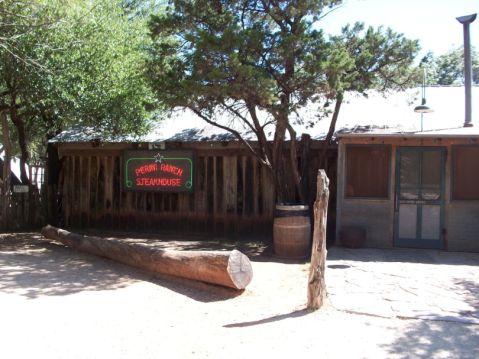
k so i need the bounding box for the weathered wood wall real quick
[0,186,52,230]
[58,143,337,239]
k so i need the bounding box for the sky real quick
[319,0,479,61]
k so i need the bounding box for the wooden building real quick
[51,86,479,251]
[336,127,479,252]
[335,86,479,252]
[50,123,337,239]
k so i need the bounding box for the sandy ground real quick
[0,231,478,359]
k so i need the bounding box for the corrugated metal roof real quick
[50,85,479,143]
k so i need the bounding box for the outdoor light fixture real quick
[414,69,434,114]
[414,68,434,132]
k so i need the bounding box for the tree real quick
[146,0,419,203]
[423,46,479,85]
[0,0,159,185]
[318,23,420,169]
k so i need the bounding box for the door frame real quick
[393,146,446,249]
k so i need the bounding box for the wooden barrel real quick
[273,203,311,259]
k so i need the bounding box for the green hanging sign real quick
[122,149,194,193]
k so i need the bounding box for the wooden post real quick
[41,225,253,290]
[1,112,11,231]
[307,169,329,310]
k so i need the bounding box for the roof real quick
[335,86,479,137]
[50,85,479,143]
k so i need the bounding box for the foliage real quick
[422,46,479,85]
[146,0,351,202]
[146,0,420,202]
[315,22,420,168]
[330,23,420,95]
[0,0,159,183]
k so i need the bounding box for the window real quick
[345,145,390,198]
[452,146,479,201]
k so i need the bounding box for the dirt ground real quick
[0,230,478,359]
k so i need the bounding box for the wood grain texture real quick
[307,170,329,310]
[41,225,253,290]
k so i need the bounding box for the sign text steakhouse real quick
[137,178,181,186]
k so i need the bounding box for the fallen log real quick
[41,225,253,290]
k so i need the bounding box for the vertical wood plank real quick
[196,156,206,233]
[236,156,244,236]
[72,156,80,227]
[244,156,254,236]
[62,157,71,227]
[80,156,88,227]
[97,157,105,227]
[170,193,179,231]
[127,191,136,230]
[137,192,145,230]
[152,193,161,230]
[262,157,275,238]
[86,157,91,227]
[112,156,121,229]
[104,156,113,228]
[215,156,224,235]
[178,193,188,233]
[89,157,98,228]
[188,191,196,233]
[206,156,214,234]
[224,156,237,236]
[254,158,264,236]
[146,193,153,230]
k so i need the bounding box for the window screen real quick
[346,146,390,198]
[452,147,479,200]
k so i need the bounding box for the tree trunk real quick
[307,169,329,310]
[10,109,30,185]
[1,112,12,231]
[300,133,312,204]
[287,125,307,204]
[319,93,343,169]
[41,225,253,290]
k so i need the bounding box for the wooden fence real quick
[58,145,337,239]
[0,185,59,230]
[0,145,337,238]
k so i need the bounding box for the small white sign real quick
[13,185,29,193]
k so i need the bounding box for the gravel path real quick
[0,231,478,359]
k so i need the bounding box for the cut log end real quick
[227,250,253,290]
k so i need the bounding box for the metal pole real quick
[456,14,477,127]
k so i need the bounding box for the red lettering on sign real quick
[136,178,181,187]
[160,164,183,177]
[135,163,158,176]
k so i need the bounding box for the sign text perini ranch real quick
[122,149,194,193]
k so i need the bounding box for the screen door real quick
[394,147,445,249]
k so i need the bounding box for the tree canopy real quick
[422,46,479,85]
[1,0,160,184]
[146,0,420,202]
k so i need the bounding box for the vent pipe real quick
[456,13,477,127]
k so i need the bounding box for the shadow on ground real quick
[382,319,479,358]
[223,308,309,328]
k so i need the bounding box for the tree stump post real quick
[307,169,329,310]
